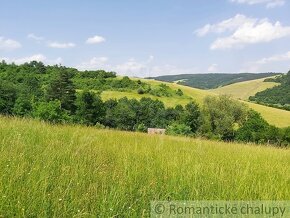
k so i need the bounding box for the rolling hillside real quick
[149,73,280,89]
[0,116,289,217]
[1,62,288,128]
[249,72,290,111]
[101,78,290,128]
[211,77,279,100]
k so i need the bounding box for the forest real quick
[149,72,280,89]
[0,61,289,146]
[250,71,290,111]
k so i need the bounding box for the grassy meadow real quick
[101,90,192,108]
[211,77,278,100]
[0,116,289,217]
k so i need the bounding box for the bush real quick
[32,100,71,124]
[0,81,17,115]
[201,95,248,140]
[75,91,105,126]
[235,110,269,144]
[166,123,192,136]
[137,88,145,94]
[13,96,33,116]
[176,89,183,96]
[183,101,201,133]
[282,127,290,145]
[95,122,106,129]
[136,123,147,132]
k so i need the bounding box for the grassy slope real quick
[101,78,212,107]
[211,77,279,100]
[0,116,289,217]
[101,78,290,128]
[149,73,280,89]
[101,91,190,107]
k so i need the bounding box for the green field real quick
[211,77,279,100]
[0,116,289,217]
[100,78,290,128]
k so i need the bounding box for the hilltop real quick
[211,77,279,100]
[250,72,290,111]
[102,78,290,128]
[148,73,281,89]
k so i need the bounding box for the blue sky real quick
[1,0,290,77]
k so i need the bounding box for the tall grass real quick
[0,116,289,217]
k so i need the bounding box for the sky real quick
[0,0,290,77]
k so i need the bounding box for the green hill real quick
[149,73,281,89]
[103,78,290,128]
[249,72,290,110]
[0,61,289,128]
[211,77,279,100]
[0,116,289,217]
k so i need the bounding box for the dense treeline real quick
[0,61,289,146]
[0,60,183,99]
[250,71,290,111]
[149,73,281,89]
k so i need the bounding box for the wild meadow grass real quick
[0,116,289,217]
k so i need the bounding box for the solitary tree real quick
[201,95,248,140]
[183,101,201,133]
[75,91,105,125]
[46,70,76,113]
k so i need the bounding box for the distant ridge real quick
[148,73,281,90]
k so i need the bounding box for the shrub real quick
[0,81,17,115]
[201,95,248,140]
[235,110,269,143]
[136,123,147,132]
[183,101,201,133]
[166,123,192,136]
[13,96,33,116]
[95,122,106,129]
[137,88,145,94]
[176,89,183,96]
[32,100,71,124]
[75,91,105,126]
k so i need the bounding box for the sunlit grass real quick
[101,90,191,107]
[211,77,278,100]
[0,116,289,217]
[106,78,290,128]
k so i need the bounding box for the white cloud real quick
[0,54,63,65]
[230,0,285,8]
[76,56,201,77]
[27,33,44,41]
[147,55,154,63]
[196,14,290,50]
[114,59,147,76]
[48,42,76,48]
[0,37,22,51]
[255,51,290,64]
[210,19,290,50]
[195,14,256,36]
[239,51,290,72]
[86,35,106,44]
[76,57,109,70]
[77,56,152,77]
[1,54,46,64]
[27,34,76,49]
[47,57,63,65]
[207,64,219,72]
